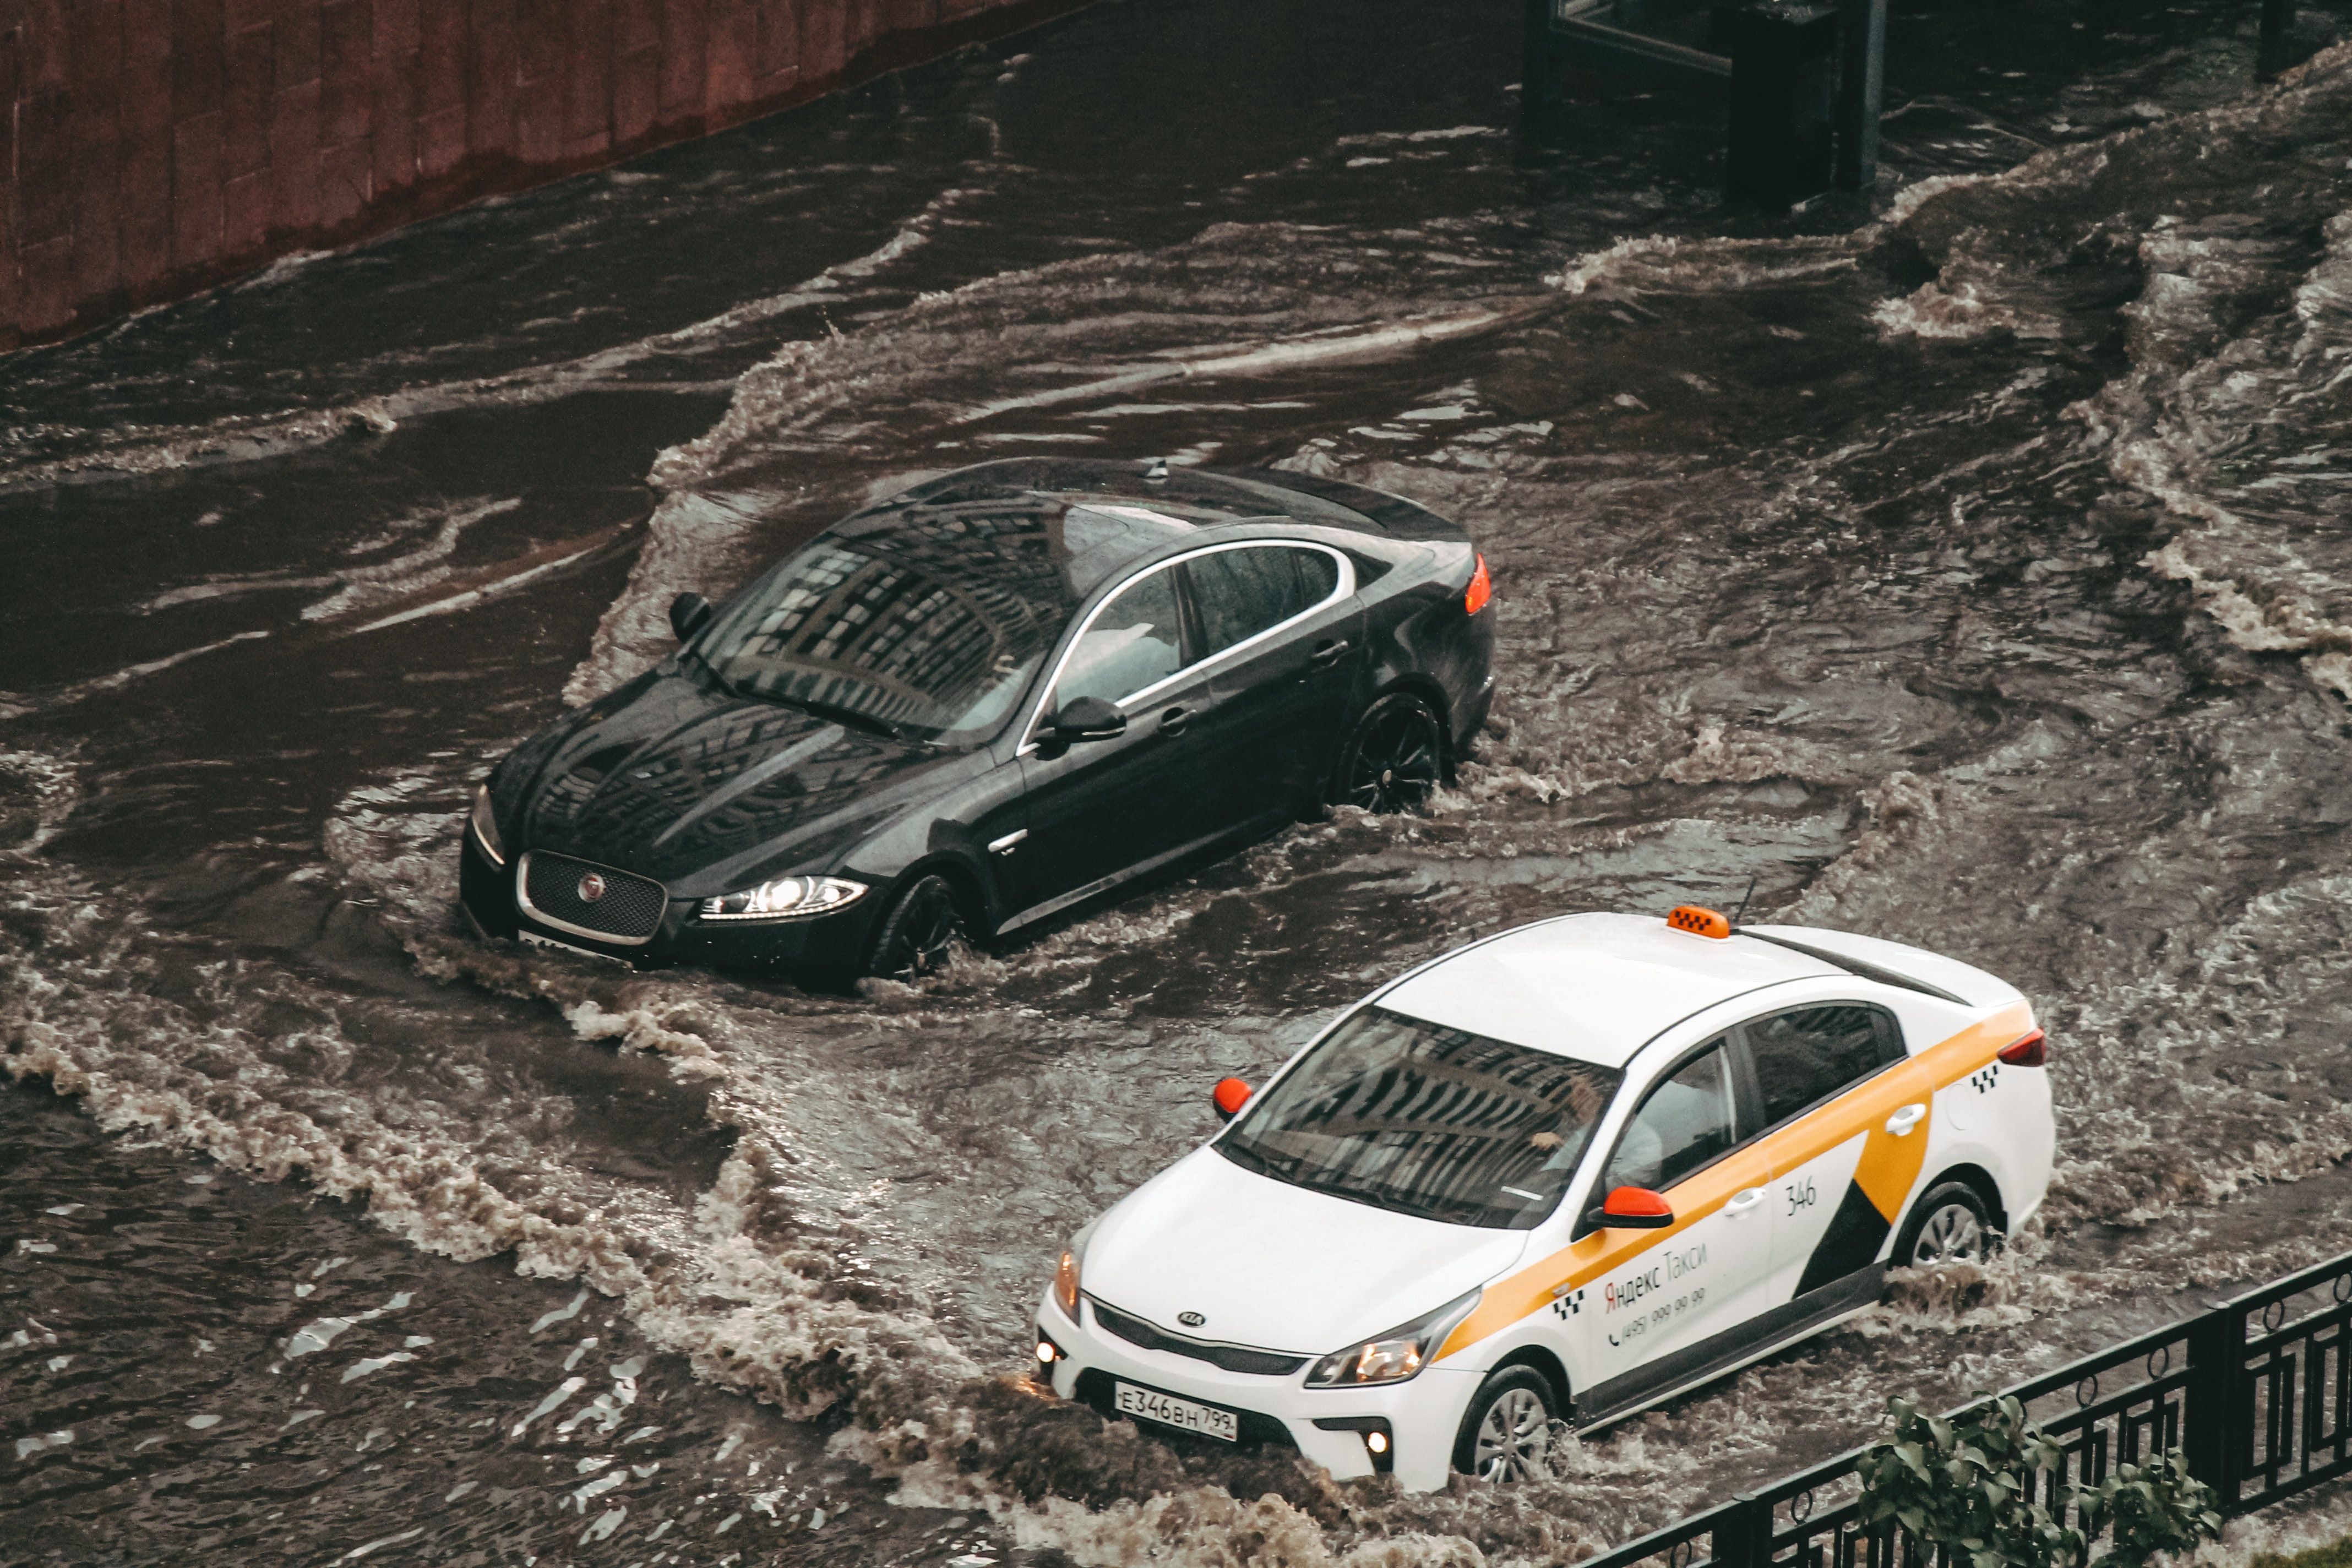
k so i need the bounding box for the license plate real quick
[1114,1381,1238,1442]
[518,930,628,966]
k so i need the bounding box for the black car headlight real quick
[1304,1288,1482,1389]
[467,783,505,867]
[696,875,869,922]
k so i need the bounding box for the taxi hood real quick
[1080,1145,1528,1357]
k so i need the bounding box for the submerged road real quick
[6,0,2352,1562]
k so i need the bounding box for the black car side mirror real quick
[669,592,715,643]
[1048,695,1127,743]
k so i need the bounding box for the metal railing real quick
[1582,1248,2352,1568]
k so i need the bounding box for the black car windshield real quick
[689,496,1211,745]
[693,531,1065,745]
[1217,1007,1621,1230]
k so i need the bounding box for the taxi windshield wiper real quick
[1219,1140,1305,1183]
[1311,1177,1462,1224]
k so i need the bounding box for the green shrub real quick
[2081,1449,2224,1568]
[1855,1395,2223,1568]
[1856,1395,2085,1568]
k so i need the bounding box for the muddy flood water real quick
[8,0,2352,1562]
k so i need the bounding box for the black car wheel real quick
[867,874,966,980]
[1894,1180,1996,1267]
[1452,1365,1559,1483]
[1334,693,1445,814]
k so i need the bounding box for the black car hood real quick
[507,668,977,889]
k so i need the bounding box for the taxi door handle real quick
[1158,705,1191,737]
[1725,1187,1767,1215]
[1885,1103,1927,1137]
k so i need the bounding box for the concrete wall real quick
[0,0,1074,350]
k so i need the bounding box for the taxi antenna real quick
[1732,874,1758,928]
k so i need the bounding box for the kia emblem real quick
[1177,1311,1205,1328]
[578,872,607,903]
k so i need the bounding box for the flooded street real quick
[7,0,2352,1561]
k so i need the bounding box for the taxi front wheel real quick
[1895,1180,1995,1267]
[1452,1366,1559,1484]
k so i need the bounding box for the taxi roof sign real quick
[1666,905,1732,939]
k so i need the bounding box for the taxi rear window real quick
[1216,1007,1621,1230]
[1745,1004,1905,1128]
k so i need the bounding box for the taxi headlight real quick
[468,783,505,867]
[1304,1287,1482,1389]
[697,875,868,922]
[1051,1220,1097,1320]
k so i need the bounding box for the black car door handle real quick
[1309,638,1352,668]
[1158,705,1191,736]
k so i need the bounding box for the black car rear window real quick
[1189,547,1315,655]
[1218,1007,1621,1230]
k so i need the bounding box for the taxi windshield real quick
[1216,1007,1621,1230]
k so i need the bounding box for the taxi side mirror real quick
[1212,1077,1252,1122]
[1594,1186,1674,1230]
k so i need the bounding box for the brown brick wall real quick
[0,0,1077,349]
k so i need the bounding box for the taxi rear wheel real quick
[1896,1181,1994,1267]
[1452,1366,1558,1484]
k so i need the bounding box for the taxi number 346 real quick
[1784,1178,1817,1215]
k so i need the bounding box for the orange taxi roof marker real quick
[1666,905,1731,939]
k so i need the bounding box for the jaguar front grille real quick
[517,851,668,945]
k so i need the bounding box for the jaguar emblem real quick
[578,872,608,903]
[1177,1311,1205,1328]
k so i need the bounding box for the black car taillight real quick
[1463,553,1491,616]
[1997,1028,2046,1068]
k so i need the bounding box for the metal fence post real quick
[2258,0,2296,77]
[1525,0,1563,114]
[1833,0,1885,190]
[2185,1297,2245,1509]
[1724,1,1842,209]
[1712,1492,1773,1568]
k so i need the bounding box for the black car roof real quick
[882,458,1468,549]
[793,458,1467,635]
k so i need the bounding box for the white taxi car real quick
[1031,907,2053,1490]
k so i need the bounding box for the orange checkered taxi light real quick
[1666,905,1731,939]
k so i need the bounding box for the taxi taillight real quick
[1464,554,1492,616]
[1997,1029,2046,1068]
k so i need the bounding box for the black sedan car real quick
[460,458,1495,982]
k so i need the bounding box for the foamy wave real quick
[2106,208,2352,700]
[0,185,988,497]
[1870,279,2062,342]
[0,748,81,854]
[1,851,980,1445]
[1545,231,1858,298]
